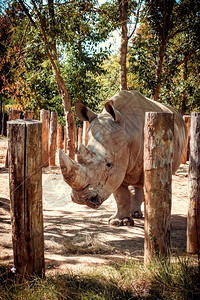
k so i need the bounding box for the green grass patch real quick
[1,257,200,299]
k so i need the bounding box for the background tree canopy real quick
[0,0,199,122]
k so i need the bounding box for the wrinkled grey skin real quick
[59,90,186,226]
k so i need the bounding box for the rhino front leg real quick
[109,184,134,226]
[129,186,144,218]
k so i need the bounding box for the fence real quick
[6,110,200,278]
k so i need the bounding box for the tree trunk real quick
[154,1,174,101]
[154,41,166,101]
[144,112,174,264]
[182,59,188,115]
[31,0,75,159]
[187,112,200,255]
[118,0,128,90]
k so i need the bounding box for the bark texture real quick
[40,110,50,167]
[24,111,33,120]
[181,116,191,164]
[49,111,58,166]
[144,112,174,264]
[118,0,128,90]
[187,112,200,254]
[57,124,63,150]
[8,120,44,281]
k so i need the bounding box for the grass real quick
[1,257,200,300]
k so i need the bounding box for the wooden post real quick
[9,109,21,121]
[49,112,58,166]
[57,124,63,150]
[24,111,33,120]
[78,124,83,147]
[75,126,78,149]
[83,121,89,146]
[8,120,44,280]
[187,112,200,255]
[181,116,191,164]
[5,109,22,167]
[64,126,67,153]
[40,110,50,167]
[144,112,174,264]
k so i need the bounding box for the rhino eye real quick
[106,162,112,168]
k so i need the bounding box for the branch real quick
[128,0,142,40]
[177,45,200,68]
[18,0,37,29]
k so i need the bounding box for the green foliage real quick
[1,257,200,299]
[0,0,112,120]
[129,0,200,113]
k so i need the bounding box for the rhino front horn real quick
[59,149,88,190]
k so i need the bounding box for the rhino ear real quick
[105,100,121,122]
[75,103,97,123]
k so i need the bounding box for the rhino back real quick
[109,90,186,181]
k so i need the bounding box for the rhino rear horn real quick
[75,103,97,123]
[59,149,88,190]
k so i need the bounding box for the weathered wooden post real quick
[181,116,191,164]
[64,126,67,153]
[24,111,33,120]
[187,112,200,255]
[8,120,44,281]
[8,109,21,121]
[49,112,58,166]
[5,109,22,167]
[78,124,83,147]
[40,110,50,167]
[83,121,89,146]
[144,112,174,264]
[57,124,63,150]
[75,126,78,149]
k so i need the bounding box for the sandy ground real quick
[0,137,189,273]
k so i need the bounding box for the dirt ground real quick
[0,136,189,274]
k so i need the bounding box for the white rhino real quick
[59,90,186,226]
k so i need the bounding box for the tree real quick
[143,0,200,101]
[2,0,111,157]
[129,0,200,112]
[99,0,142,90]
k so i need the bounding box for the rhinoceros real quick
[59,90,186,226]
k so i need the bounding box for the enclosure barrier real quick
[187,112,200,255]
[57,124,64,150]
[181,115,191,164]
[40,110,50,167]
[49,111,58,166]
[8,120,44,281]
[24,111,33,120]
[144,112,174,264]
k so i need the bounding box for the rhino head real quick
[59,100,131,209]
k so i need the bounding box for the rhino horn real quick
[59,149,88,190]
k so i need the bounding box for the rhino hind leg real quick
[109,184,134,226]
[129,186,144,218]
